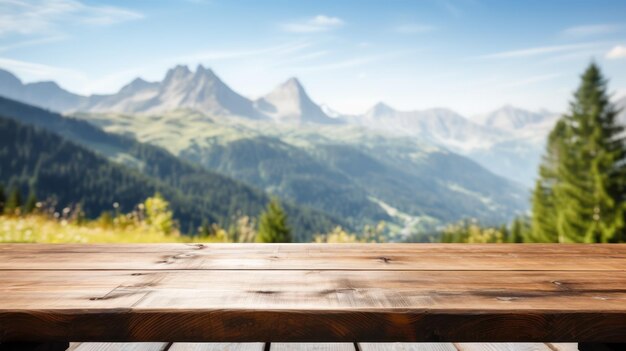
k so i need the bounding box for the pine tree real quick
[510,217,525,243]
[24,190,37,214]
[0,183,5,214]
[257,198,292,243]
[198,220,212,237]
[530,121,567,242]
[499,224,510,242]
[558,64,626,242]
[4,187,22,215]
[531,63,626,243]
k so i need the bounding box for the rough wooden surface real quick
[269,343,355,350]
[1,244,625,343]
[168,343,264,351]
[71,343,168,351]
[453,344,551,351]
[64,344,564,351]
[1,244,624,271]
[359,343,458,351]
[62,344,579,351]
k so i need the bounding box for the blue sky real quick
[1,0,625,116]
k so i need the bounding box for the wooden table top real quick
[1,243,625,343]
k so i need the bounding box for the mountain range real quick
[0,65,572,186]
[4,65,609,236]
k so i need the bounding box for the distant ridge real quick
[255,77,339,124]
[0,69,532,229]
[84,64,266,119]
[0,66,334,122]
[0,69,85,112]
[0,65,603,186]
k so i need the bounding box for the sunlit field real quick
[0,215,193,243]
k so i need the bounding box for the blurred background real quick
[1,0,625,243]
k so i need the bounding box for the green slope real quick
[72,110,528,232]
[0,97,341,240]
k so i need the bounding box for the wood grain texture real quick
[269,344,356,351]
[454,344,551,351]
[1,244,624,271]
[4,270,625,310]
[545,344,579,351]
[1,244,625,343]
[0,342,70,351]
[359,343,459,351]
[71,343,168,351]
[168,343,265,351]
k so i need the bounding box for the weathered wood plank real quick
[1,244,624,271]
[1,269,625,342]
[270,344,356,350]
[454,343,551,351]
[358,343,579,351]
[358,343,458,350]
[0,342,69,351]
[168,343,265,350]
[2,244,626,343]
[578,344,625,351]
[546,344,579,351]
[72,343,168,351]
[3,243,623,255]
[2,270,626,311]
[0,270,150,309]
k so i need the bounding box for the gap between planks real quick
[67,343,578,351]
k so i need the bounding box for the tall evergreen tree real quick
[531,63,626,242]
[5,187,22,215]
[257,198,292,243]
[0,183,5,214]
[510,217,525,243]
[530,121,567,242]
[24,190,38,214]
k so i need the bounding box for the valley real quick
[4,64,624,239]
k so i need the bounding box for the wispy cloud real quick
[561,24,620,37]
[606,45,626,59]
[173,41,312,63]
[292,51,408,72]
[282,15,344,33]
[0,0,143,36]
[501,73,562,88]
[474,42,601,60]
[393,24,436,34]
[0,35,66,52]
[0,56,84,80]
[296,57,376,71]
[539,48,602,64]
[280,50,329,64]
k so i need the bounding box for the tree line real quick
[432,63,626,243]
[0,111,342,241]
[530,63,626,243]
[0,180,295,243]
[0,184,37,215]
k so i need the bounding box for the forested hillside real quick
[0,64,531,233]
[77,110,528,232]
[185,136,391,226]
[0,98,342,239]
